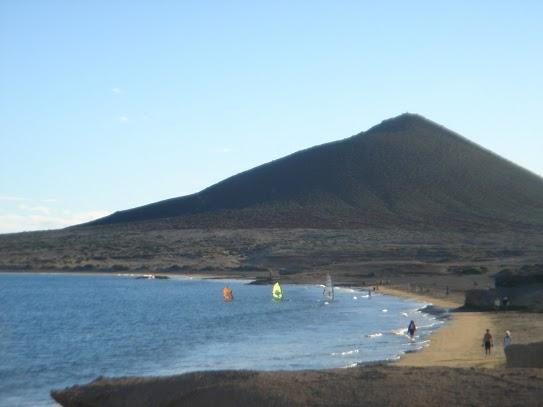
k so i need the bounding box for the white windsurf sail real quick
[323,273,334,302]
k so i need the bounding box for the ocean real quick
[0,273,443,406]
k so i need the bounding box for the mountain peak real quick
[365,113,440,134]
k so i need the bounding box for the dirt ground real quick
[1,226,542,277]
[51,365,543,407]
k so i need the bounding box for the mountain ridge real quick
[85,113,543,229]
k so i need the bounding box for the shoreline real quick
[396,311,506,368]
[378,286,461,309]
[380,286,543,368]
[3,270,451,367]
[0,269,258,283]
[379,285,508,367]
[3,271,539,371]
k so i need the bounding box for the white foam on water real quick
[331,349,360,356]
[382,309,388,313]
[335,287,356,293]
[392,327,408,336]
[414,321,444,330]
[366,332,383,338]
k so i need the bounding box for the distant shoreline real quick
[2,270,451,365]
[7,270,541,369]
[0,269,255,281]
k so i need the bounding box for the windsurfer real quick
[223,286,233,301]
[272,281,282,300]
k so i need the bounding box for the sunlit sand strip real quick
[396,311,505,368]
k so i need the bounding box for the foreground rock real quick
[51,366,543,407]
[506,342,543,368]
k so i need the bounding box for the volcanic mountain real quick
[87,114,543,229]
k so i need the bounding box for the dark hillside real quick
[86,114,543,229]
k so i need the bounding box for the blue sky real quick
[1,1,542,233]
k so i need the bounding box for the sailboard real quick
[223,286,233,301]
[323,273,334,302]
[272,282,283,301]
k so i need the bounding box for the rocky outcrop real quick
[495,265,543,287]
[464,289,499,310]
[494,265,543,312]
[505,342,543,368]
[51,366,543,407]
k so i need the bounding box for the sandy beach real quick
[378,286,543,368]
[398,311,506,368]
[381,286,505,368]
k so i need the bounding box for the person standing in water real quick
[407,320,416,338]
[483,329,493,355]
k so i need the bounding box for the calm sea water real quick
[0,273,442,406]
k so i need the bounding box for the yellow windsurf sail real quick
[272,282,282,300]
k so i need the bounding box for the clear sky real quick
[1,1,542,233]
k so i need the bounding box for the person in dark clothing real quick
[483,329,493,355]
[407,320,416,338]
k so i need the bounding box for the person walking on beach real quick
[407,320,416,339]
[483,329,493,355]
[503,330,512,349]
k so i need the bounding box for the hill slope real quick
[87,114,543,229]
